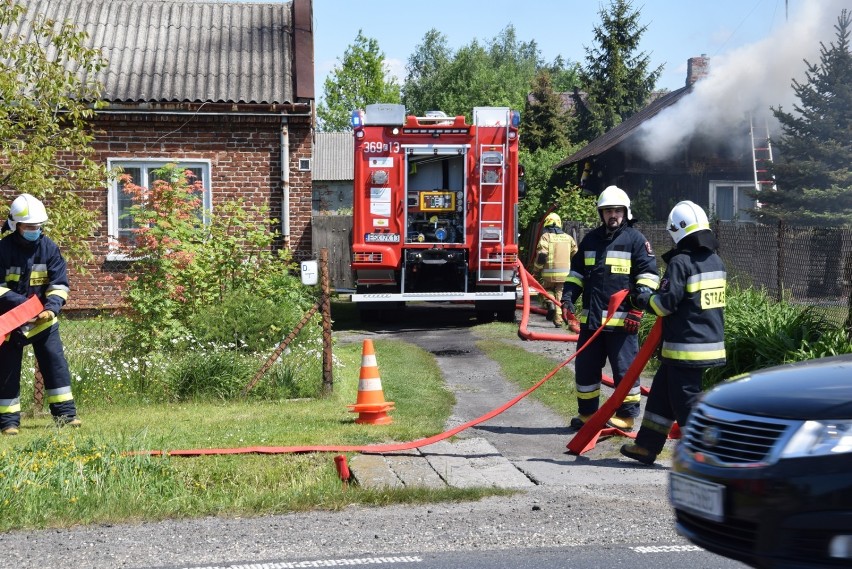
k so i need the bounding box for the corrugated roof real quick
[9,0,295,104]
[313,132,353,181]
[555,86,691,169]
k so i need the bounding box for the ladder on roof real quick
[750,115,777,192]
[473,107,510,283]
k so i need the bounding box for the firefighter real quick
[0,194,81,435]
[532,212,579,330]
[621,201,726,465]
[561,185,659,431]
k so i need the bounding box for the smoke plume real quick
[636,0,848,163]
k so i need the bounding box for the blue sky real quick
[313,0,795,95]
[313,0,847,161]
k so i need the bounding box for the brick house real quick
[6,0,314,311]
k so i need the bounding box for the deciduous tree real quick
[317,30,401,131]
[0,0,107,264]
[402,25,545,118]
[402,29,452,116]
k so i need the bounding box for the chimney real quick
[686,55,709,87]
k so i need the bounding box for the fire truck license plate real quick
[365,233,400,243]
[670,473,724,522]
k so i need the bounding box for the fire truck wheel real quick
[496,309,516,323]
[476,310,496,324]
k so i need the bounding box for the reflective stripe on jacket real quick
[0,232,69,337]
[648,247,726,367]
[535,230,577,285]
[563,223,659,330]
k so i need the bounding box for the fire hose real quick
[0,296,44,345]
[138,290,636,458]
[516,262,649,396]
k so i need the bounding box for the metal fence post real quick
[776,219,785,302]
[320,248,333,396]
[33,360,44,416]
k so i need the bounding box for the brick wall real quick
[63,111,313,311]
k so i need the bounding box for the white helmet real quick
[667,200,710,244]
[7,193,48,232]
[597,185,632,220]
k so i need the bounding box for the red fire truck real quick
[349,104,525,322]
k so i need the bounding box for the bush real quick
[117,165,313,355]
[185,289,318,354]
[165,349,256,401]
[703,287,852,387]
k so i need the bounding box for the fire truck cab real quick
[349,104,524,322]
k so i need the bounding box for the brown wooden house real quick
[556,56,761,223]
[5,0,315,311]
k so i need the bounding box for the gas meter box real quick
[301,260,318,286]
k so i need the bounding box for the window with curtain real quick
[709,181,756,222]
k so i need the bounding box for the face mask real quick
[22,229,42,242]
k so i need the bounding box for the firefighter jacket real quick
[563,223,659,330]
[533,227,577,286]
[647,245,726,367]
[0,232,70,339]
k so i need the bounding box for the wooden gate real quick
[311,215,354,290]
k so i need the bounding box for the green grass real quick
[7,288,846,531]
[0,339,489,532]
[473,322,579,422]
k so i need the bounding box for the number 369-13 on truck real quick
[349,104,526,323]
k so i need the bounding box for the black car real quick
[670,353,852,569]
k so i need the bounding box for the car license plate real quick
[670,473,725,522]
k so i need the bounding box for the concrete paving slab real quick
[348,438,535,490]
[385,454,446,489]
[422,438,535,489]
[348,454,403,489]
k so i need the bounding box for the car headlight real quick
[781,420,852,458]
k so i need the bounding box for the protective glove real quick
[561,299,576,326]
[28,310,55,324]
[624,310,643,334]
[630,286,652,311]
[566,315,580,334]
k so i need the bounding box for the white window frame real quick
[708,180,757,222]
[107,158,212,261]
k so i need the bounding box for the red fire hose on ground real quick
[517,263,579,342]
[138,290,633,458]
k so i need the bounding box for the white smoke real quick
[636,0,848,163]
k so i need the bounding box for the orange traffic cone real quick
[669,422,682,439]
[348,339,394,425]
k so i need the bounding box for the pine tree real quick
[521,71,572,153]
[754,9,852,226]
[575,0,662,142]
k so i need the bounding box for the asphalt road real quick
[0,303,741,569]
